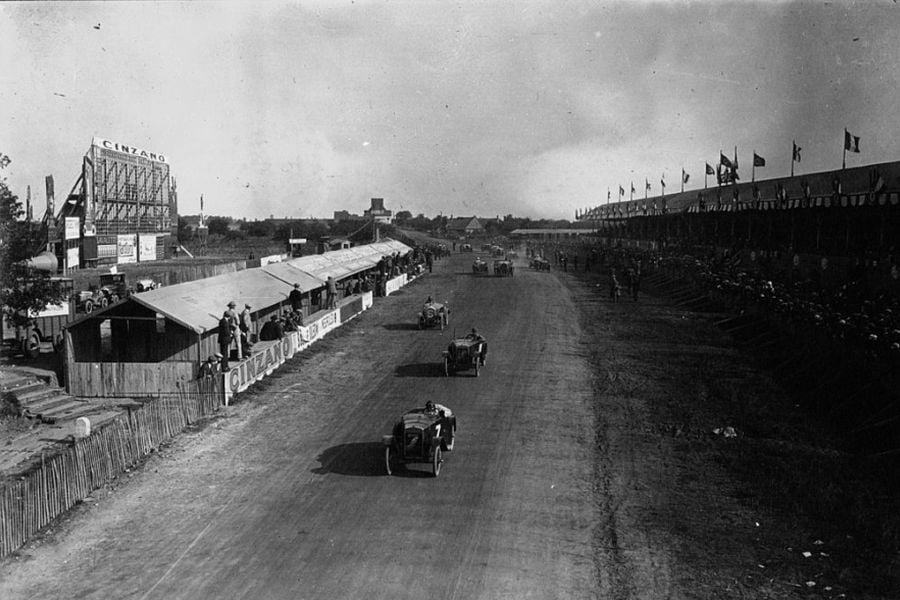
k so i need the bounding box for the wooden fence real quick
[0,376,223,558]
[67,362,196,398]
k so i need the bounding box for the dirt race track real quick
[1,249,897,599]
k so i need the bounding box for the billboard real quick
[64,217,80,240]
[85,137,176,238]
[139,234,157,262]
[117,234,137,264]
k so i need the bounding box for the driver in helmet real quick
[424,400,451,417]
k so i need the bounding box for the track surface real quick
[0,253,603,599]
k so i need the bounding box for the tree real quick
[394,210,412,225]
[206,216,230,236]
[242,220,274,238]
[0,153,68,320]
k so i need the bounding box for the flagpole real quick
[842,128,847,170]
[680,168,684,194]
[791,141,795,177]
[752,151,755,183]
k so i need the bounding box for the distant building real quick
[446,216,484,237]
[364,198,393,224]
[333,210,366,223]
[317,236,352,253]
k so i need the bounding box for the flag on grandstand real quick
[733,146,739,170]
[844,130,861,153]
[753,153,766,167]
[200,194,204,212]
[719,153,732,169]
[645,179,651,191]
[706,163,715,175]
[619,185,624,197]
[682,169,690,184]
[660,175,666,189]
[631,182,635,194]
[792,141,802,162]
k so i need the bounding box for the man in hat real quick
[239,303,253,355]
[326,276,337,309]
[289,283,304,314]
[199,354,221,378]
[217,312,234,371]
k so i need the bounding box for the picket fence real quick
[0,376,223,558]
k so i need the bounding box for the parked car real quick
[472,257,489,274]
[383,403,456,477]
[443,333,487,376]
[75,288,106,313]
[419,300,449,330]
[134,278,162,293]
[98,273,129,305]
[461,244,473,252]
[493,259,514,277]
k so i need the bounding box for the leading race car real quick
[472,257,489,274]
[419,299,449,330]
[383,402,456,477]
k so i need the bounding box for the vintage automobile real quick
[98,273,129,305]
[472,257,489,274]
[493,259,514,277]
[491,245,505,257]
[75,288,106,313]
[531,257,551,271]
[461,243,473,252]
[443,334,487,376]
[134,278,162,293]
[419,300,449,330]
[383,404,456,477]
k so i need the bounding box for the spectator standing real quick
[289,283,304,314]
[217,312,234,371]
[609,268,621,303]
[239,303,253,355]
[326,276,337,309]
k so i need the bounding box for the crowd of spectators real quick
[529,238,900,367]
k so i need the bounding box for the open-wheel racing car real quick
[493,259,514,276]
[443,332,487,376]
[531,257,551,271]
[419,300,449,330]
[383,402,456,477]
[472,257,489,274]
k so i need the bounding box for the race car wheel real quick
[432,446,442,477]
[443,357,449,377]
[52,333,64,353]
[385,446,394,476]
[100,297,109,308]
[111,294,119,304]
[474,361,480,377]
[439,316,444,331]
[84,299,94,313]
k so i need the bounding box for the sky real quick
[2,0,900,221]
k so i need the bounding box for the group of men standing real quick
[216,300,254,371]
